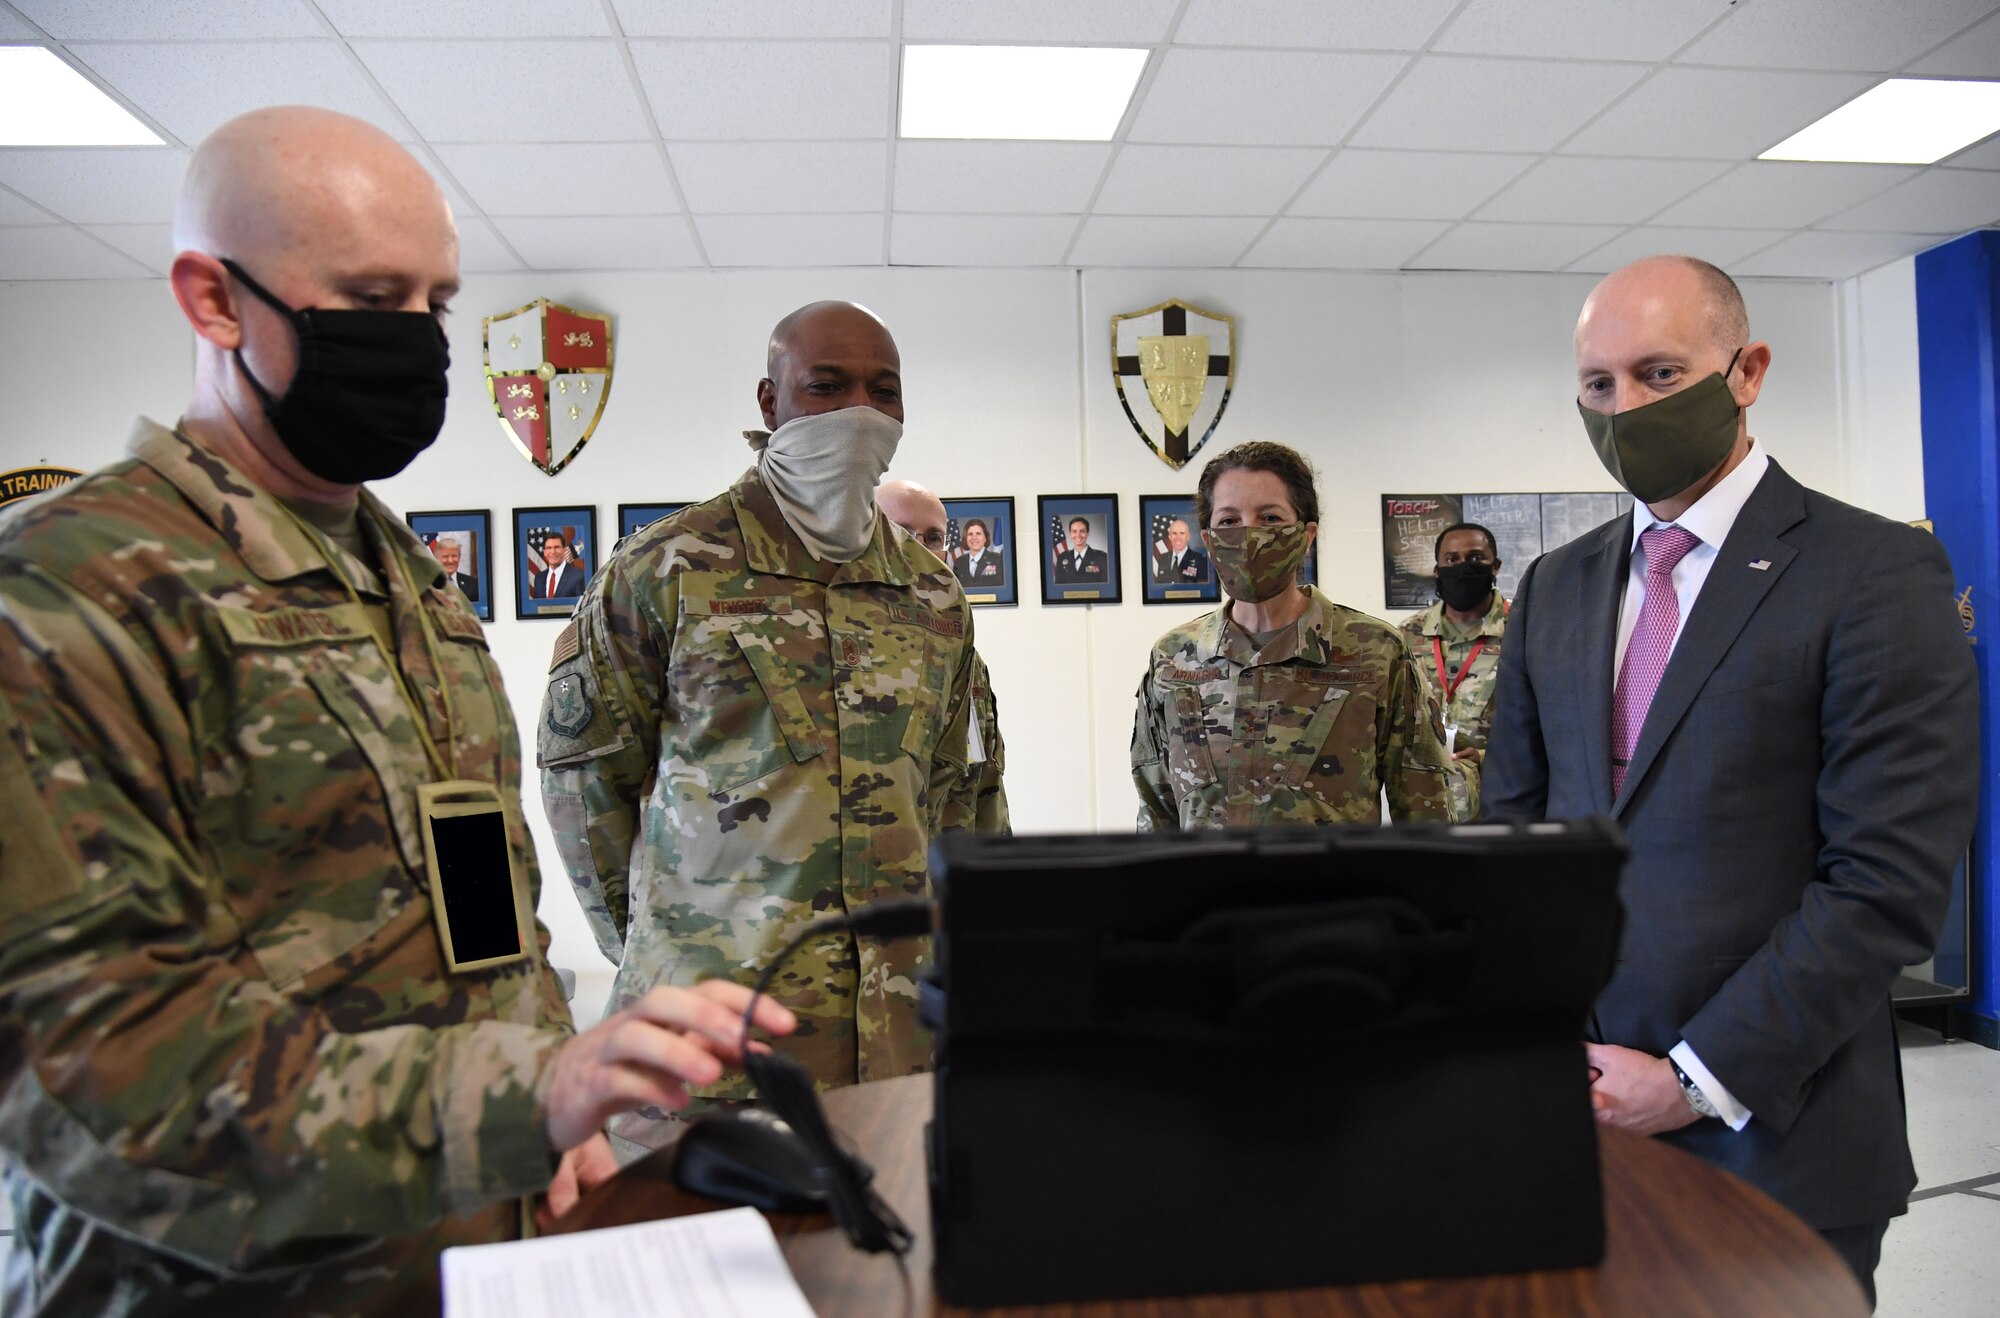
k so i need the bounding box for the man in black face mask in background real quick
[1398,521,1503,817]
[0,106,792,1315]
[1482,254,1977,1307]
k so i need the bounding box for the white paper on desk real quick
[441,1206,816,1318]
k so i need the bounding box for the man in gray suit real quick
[1483,255,1977,1306]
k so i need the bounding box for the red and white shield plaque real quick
[482,299,614,477]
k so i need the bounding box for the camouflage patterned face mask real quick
[1203,522,1312,603]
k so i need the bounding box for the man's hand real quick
[1452,747,1482,762]
[538,1132,620,1230]
[1585,1042,1700,1137]
[544,980,796,1153]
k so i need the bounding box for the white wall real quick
[0,263,1919,1022]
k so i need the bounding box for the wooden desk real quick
[552,1074,1868,1316]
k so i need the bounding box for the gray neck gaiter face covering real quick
[752,405,903,562]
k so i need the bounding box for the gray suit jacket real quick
[1483,458,1977,1229]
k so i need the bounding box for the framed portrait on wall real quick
[407,508,493,621]
[1138,494,1217,606]
[1038,493,1122,606]
[514,505,598,620]
[940,496,1017,607]
[618,501,689,541]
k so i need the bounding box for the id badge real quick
[418,780,532,973]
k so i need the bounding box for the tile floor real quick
[1,1018,1995,1312]
[1878,1020,2000,1317]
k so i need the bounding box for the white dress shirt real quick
[1612,439,1769,1133]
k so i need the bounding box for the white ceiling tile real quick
[903,0,1177,43]
[1067,215,1266,266]
[1434,0,1734,61]
[318,0,612,38]
[1944,137,2000,170]
[672,141,887,213]
[612,0,890,38]
[1909,9,2000,74]
[1349,56,1648,153]
[1128,49,1408,146]
[1564,226,1796,274]
[1677,0,2000,71]
[69,41,406,144]
[353,41,649,142]
[631,40,891,139]
[1175,0,1460,49]
[0,11,37,37]
[434,143,676,216]
[1238,217,1452,269]
[12,1,321,39]
[1095,145,1325,216]
[696,212,883,266]
[893,141,1108,213]
[451,215,523,272]
[0,187,53,225]
[0,225,155,278]
[890,213,1075,265]
[1652,161,1919,228]
[0,147,187,223]
[1818,169,2000,234]
[1559,67,1877,160]
[1405,222,1628,271]
[490,215,701,269]
[1732,230,1949,280]
[1475,157,1732,225]
[78,221,173,275]
[1289,149,1536,219]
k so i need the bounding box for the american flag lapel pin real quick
[1749,558,1772,571]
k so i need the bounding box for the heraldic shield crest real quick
[1111,298,1235,469]
[483,298,614,477]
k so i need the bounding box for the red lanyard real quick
[1432,635,1490,704]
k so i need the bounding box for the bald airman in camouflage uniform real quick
[1399,592,1506,818]
[0,105,791,1318]
[1132,587,1459,829]
[538,466,976,1144]
[0,421,571,1314]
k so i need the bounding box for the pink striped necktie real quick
[1611,525,1701,796]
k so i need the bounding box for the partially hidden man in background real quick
[1131,441,1460,830]
[540,301,980,1160]
[0,106,791,1316]
[1482,255,1979,1306]
[1398,520,1504,818]
[876,478,1012,834]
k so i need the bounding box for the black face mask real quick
[223,258,450,485]
[1436,561,1496,612]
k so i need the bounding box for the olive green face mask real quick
[1578,348,1742,505]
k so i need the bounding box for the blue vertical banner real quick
[1916,230,2000,1032]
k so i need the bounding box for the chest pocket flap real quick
[682,595,825,796]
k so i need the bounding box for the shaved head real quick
[875,478,947,555]
[174,106,455,284]
[757,301,903,430]
[1582,255,1748,357]
[168,106,461,502]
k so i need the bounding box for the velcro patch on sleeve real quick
[549,620,580,671]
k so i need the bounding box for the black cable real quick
[735,898,933,1255]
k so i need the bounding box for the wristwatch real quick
[1669,1057,1721,1120]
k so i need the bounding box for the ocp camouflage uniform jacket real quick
[538,465,976,1111]
[939,648,1009,835]
[0,421,570,1317]
[1131,588,1459,830]
[1398,593,1506,818]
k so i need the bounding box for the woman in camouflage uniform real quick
[1131,442,1459,830]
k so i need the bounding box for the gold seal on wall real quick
[1111,298,1235,469]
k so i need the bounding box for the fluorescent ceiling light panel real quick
[900,45,1148,140]
[1760,78,2000,164]
[0,47,162,146]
